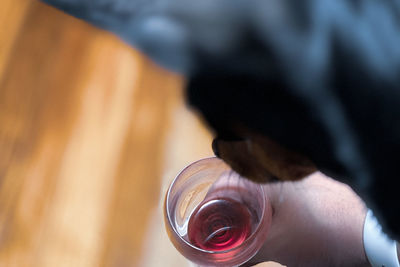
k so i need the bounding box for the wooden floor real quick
[0,1,216,266]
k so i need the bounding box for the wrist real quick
[331,207,370,266]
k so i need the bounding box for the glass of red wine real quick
[164,157,272,266]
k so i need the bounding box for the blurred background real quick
[0,0,215,266]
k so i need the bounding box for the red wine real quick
[187,197,252,251]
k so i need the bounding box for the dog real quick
[41,0,400,240]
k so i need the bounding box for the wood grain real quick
[0,0,32,78]
[0,1,211,266]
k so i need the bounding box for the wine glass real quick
[164,157,272,267]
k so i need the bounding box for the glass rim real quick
[165,156,267,255]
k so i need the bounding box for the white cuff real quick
[363,209,399,267]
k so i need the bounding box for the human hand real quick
[241,171,369,267]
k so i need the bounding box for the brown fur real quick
[213,125,316,183]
